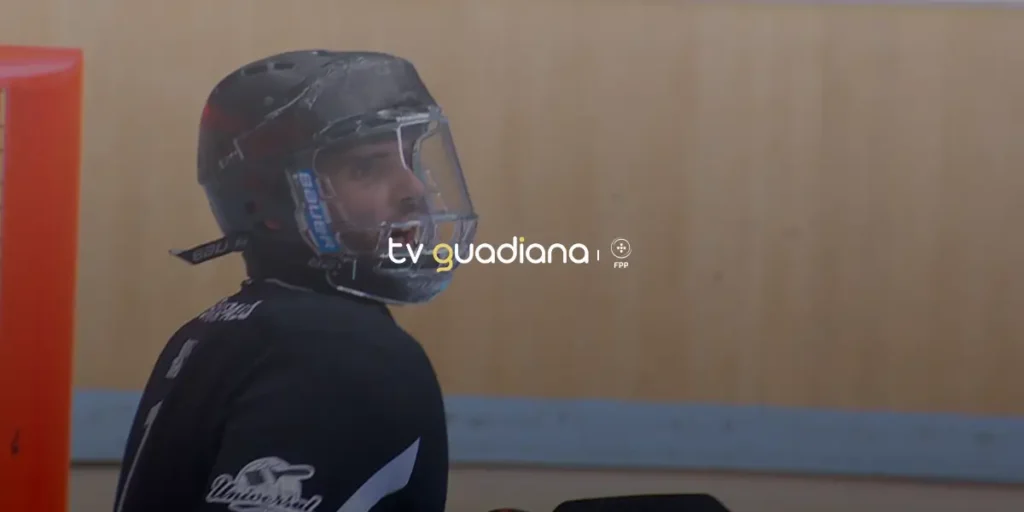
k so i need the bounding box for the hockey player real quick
[113,50,477,512]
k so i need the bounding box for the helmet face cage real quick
[287,107,478,283]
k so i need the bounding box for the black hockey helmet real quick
[172,50,478,304]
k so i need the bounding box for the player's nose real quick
[392,166,428,213]
[395,165,427,198]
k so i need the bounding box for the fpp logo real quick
[610,238,631,269]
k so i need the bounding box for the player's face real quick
[316,138,428,250]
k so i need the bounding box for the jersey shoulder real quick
[180,280,426,364]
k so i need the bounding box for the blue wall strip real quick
[72,390,1024,484]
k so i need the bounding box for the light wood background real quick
[4,1,1024,415]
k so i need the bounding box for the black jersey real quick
[112,279,449,512]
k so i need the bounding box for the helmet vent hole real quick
[271,61,295,71]
[242,63,268,76]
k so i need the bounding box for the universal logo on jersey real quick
[198,299,262,323]
[206,457,323,512]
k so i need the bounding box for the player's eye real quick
[346,152,403,180]
[347,157,380,178]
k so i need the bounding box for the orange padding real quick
[0,45,83,512]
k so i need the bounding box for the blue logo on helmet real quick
[295,169,341,253]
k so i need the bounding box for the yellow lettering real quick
[434,243,454,272]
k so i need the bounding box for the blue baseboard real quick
[71,390,1024,484]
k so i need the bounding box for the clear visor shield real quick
[289,113,477,269]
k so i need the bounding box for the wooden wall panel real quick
[3,1,1023,415]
